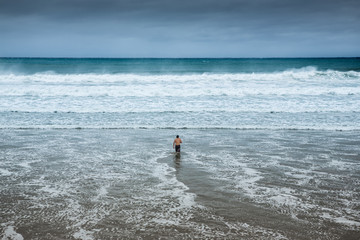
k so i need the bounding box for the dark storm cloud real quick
[2,0,358,23]
[0,0,359,57]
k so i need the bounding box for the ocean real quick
[1,58,360,239]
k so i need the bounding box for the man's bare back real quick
[173,135,182,152]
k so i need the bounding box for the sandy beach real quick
[1,128,359,239]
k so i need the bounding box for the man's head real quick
[176,135,179,138]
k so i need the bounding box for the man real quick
[173,135,182,152]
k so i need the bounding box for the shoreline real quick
[1,128,359,239]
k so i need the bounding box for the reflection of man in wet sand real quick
[173,135,182,152]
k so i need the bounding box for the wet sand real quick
[1,129,359,239]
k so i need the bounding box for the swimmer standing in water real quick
[173,135,182,153]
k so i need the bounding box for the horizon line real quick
[1,56,360,59]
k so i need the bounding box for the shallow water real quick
[1,58,360,239]
[1,129,359,239]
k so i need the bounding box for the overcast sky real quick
[0,0,359,57]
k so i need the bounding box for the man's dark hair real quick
[176,135,179,138]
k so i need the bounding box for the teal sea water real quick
[1,58,360,74]
[1,58,360,239]
[0,58,360,130]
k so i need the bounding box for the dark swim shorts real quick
[175,145,181,152]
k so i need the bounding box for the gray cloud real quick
[0,0,359,57]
